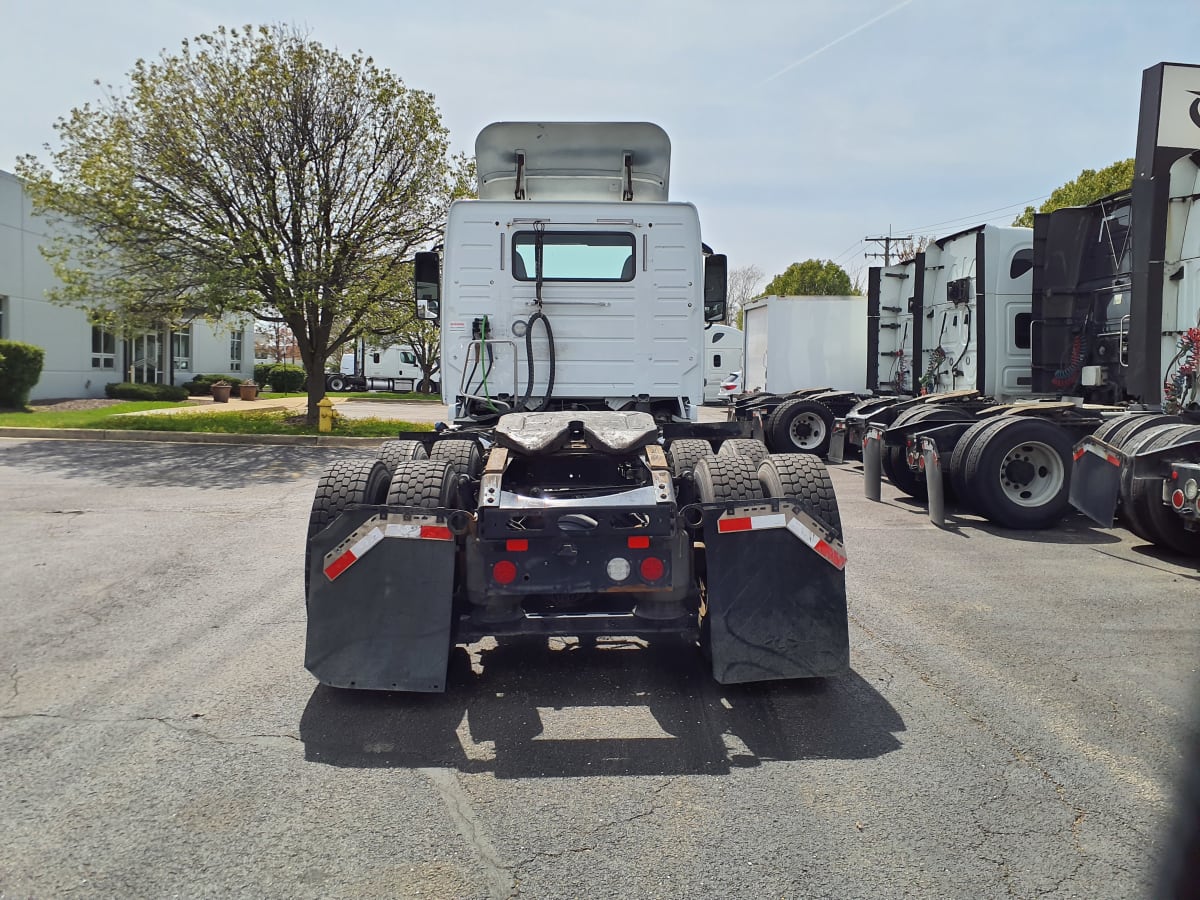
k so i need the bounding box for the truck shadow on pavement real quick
[0,439,361,490]
[880,497,1125,546]
[299,638,905,777]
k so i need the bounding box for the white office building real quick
[0,170,253,401]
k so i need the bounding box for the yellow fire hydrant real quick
[318,397,334,433]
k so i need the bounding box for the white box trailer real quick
[742,294,867,395]
[726,295,869,458]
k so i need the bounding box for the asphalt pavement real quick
[0,434,1197,899]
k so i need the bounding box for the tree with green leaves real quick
[1012,159,1134,227]
[18,24,471,422]
[762,259,858,297]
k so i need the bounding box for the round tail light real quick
[639,557,665,582]
[493,560,518,584]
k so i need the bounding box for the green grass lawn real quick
[0,401,180,428]
[0,403,431,437]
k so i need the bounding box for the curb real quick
[0,426,384,448]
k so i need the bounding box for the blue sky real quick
[4,0,1197,288]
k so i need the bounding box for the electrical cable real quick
[518,223,557,412]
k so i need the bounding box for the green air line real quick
[479,317,497,411]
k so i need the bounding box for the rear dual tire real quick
[306,458,392,595]
[765,399,835,457]
[960,417,1073,529]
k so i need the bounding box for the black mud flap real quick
[700,501,849,684]
[1069,437,1124,527]
[306,506,459,692]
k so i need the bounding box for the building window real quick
[230,331,243,372]
[91,326,116,369]
[0,295,7,338]
[172,328,192,371]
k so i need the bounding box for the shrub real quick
[0,340,46,408]
[104,382,189,402]
[182,373,244,395]
[268,363,306,392]
[253,362,275,385]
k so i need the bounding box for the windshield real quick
[512,231,635,282]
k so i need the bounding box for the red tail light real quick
[639,557,665,582]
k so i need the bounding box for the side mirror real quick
[414,251,441,321]
[703,253,728,323]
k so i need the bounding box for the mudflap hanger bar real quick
[697,499,849,684]
[306,505,462,693]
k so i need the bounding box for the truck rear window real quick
[512,231,635,282]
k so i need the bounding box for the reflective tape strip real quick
[717,509,847,570]
[717,513,785,534]
[384,522,453,541]
[786,518,848,571]
[1075,443,1121,467]
[324,527,384,581]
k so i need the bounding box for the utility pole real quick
[864,226,913,266]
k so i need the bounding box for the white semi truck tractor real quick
[850,62,1200,553]
[303,122,851,691]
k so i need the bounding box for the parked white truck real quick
[326,344,428,392]
[304,122,850,692]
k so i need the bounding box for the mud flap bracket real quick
[863,426,883,501]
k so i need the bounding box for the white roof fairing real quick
[474,122,671,202]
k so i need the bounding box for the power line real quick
[832,238,866,266]
[895,195,1051,236]
[864,230,913,266]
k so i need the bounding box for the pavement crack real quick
[420,767,515,900]
[0,712,302,749]
[4,664,17,708]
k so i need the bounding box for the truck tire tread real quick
[693,454,764,503]
[1124,425,1200,553]
[386,460,458,508]
[430,439,483,479]
[669,439,715,478]
[377,439,428,472]
[717,438,770,467]
[757,453,842,537]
